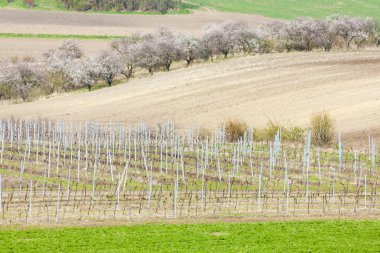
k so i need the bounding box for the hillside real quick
[0,8,274,60]
[1,50,379,147]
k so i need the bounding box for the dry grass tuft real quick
[199,127,212,141]
[310,111,335,146]
[225,119,248,142]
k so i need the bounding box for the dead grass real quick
[225,119,248,141]
[311,111,336,146]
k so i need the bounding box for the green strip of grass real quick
[188,0,380,20]
[0,220,379,252]
[0,33,124,40]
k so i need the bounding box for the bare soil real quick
[1,50,380,148]
[0,9,274,36]
[0,38,110,60]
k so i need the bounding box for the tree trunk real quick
[107,75,113,86]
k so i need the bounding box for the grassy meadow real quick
[188,0,380,20]
[0,220,379,252]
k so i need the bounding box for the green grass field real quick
[1,0,380,20]
[188,0,380,20]
[0,220,379,252]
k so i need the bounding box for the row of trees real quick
[0,15,379,101]
[59,0,182,13]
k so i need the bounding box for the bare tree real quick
[134,38,162,75]
[179,34,203,65]
[111,37,140,78]
[333,15,376,49]
[96,50,123,86]
[267,21,289,52]
[283,18,321,51]
[66,58,100,91]
[154,28,182,71]
[201,21,240,59]
[234,24,272,54]
[313,19,338,51]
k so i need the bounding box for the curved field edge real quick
[0,220,379,252]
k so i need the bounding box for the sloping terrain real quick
[0,8,274,60]
[1,50,380,147]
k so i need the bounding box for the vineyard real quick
[0,119,378,225]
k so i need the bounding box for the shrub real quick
[59,0,180,12]
[253,120,305,143]
[253,119,282,141]
[45,40,99,91]
[0,61,48,101]
[310,111,335,146]
[0,82,13,100]
[198,127,212,141]
[23,0,35,8]
[282,126,305,143]
[225,119,248,142]
[264,119,281,140]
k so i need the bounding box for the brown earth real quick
[0,8,274,36]
[0,38,110,60]
[1,50,380,149]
